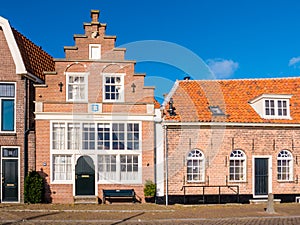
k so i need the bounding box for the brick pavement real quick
[0,203,299,224]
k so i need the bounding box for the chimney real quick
[91,10,100,23]
[183,75,191,80]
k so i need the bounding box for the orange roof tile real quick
[163,78,300,124]
[12,28,55,81]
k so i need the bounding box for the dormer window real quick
[89,44,101,60]
[265,99,288,117]
[249,94,292,119]
[103,73,124,102]
[264,99,289,118]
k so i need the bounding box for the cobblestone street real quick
[0,203,299,224]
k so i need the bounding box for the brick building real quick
[0,16,54,202]
[34,10,158,203]
[160,78,300,204]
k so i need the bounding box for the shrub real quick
[143,180,156,197]
[24,171,44,203]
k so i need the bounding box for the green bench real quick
[102,189,137,204]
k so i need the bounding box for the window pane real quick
[0,84,15,97]
[2,99,14,131]
[2,148,18,157]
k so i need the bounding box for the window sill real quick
[0,132,16,136]
[228,180,247,183]
[277,180,294,183]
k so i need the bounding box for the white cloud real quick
[288,56,300,67]
[206,58,239,79]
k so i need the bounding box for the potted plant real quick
[143,179,156,203]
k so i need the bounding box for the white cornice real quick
[0,16,26,74]
[35,112,155,121]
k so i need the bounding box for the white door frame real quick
[73,154,98,196]
[252,155,272,198]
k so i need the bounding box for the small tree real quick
[143,180,156,197]
[24,171,44,203]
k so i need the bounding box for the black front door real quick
[2,159,18,202]
[254,158,268,196]
[75,156,95,196]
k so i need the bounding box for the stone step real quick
[249,199,281,204]
[74,195,99,204]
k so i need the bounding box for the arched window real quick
[277,150,293,181]
[229,150,246,181]
[187,149,205,182]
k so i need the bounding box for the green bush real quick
[24,171,44,203]
[143,180,156,197]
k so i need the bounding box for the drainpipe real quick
[24,77,28,179]
[165,125,169,205]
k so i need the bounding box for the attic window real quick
[264,99,289,118]
[249,94,292,119]
[209,106,225,116]
[89,44,101,59]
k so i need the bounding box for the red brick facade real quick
[0,16,53,203]
[34,10,156,203]
[162,79,300,203]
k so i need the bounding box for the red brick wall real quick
[34,11,155,203]
[0,28,33,203]
[166,125,300,196]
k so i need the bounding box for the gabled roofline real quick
[0,16,26,74]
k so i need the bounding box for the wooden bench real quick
[102,189,137,204]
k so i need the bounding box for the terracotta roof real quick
[163,77,300,124]
[12,28,55,81]
[154,98,161,109]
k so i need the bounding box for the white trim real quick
[65,72,89,103]
[262,99,291,119]
[228,150,247,182]
[277,150,294,182]
[36,113,155,121]
[0,146,20,203]
[162,121,300,127]
[249,94,293,104]
[252,155,272,198]
[102,73,125,103]
[73,154,98,196]
[0,17,26,74]
[0,82,16,133]
[89,44,101,60]
[50,121,143,185]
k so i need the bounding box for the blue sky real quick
[2,0,300,100]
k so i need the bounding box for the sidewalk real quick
[0,203,299,224]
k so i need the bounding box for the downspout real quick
[24,77,28,180]
[165,125,169,205]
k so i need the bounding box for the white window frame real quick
[264,99,290,119]
[102,73,125,102]
[0,146,20,203]
[0,82,16,133]
[97,153,142,184]
[50,121,142,184]
[89,44,101,60]
[229,150,246,182]
[277,150,293,182]
[186,149,205,183]
[51,154,73,183]
[66,72,89,102]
